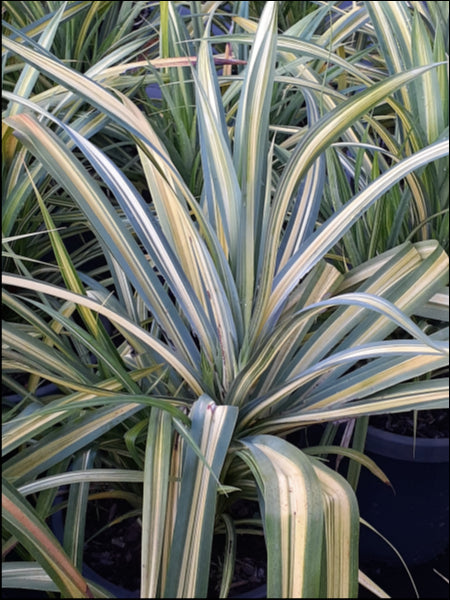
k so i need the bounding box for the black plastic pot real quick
[357,425,449,566]
[229,585,267,598]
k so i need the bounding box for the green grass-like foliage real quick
[2,2,449,598]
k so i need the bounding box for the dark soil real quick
[83,499,141,592]
[370,408,449,439]
[82,497,268,597]
[208,500,267,598]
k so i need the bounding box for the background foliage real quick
[2,1,448,598]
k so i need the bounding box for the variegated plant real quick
[2,2,449,598]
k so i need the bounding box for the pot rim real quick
[366,425,449,463]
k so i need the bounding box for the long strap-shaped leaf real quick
[310,458,360,598]
[251,68,448,343]
[4,3,68,118]
[2,478,93,598]
[3,402,144,486]
[2,561,111,598]
[2,321,94,384]
[195,20,241,271]
[237,435,324,598]
[2,367,188,457]
[233,1,278,331]
[164,396,238,598]
[4,112,201,370]
[3,36,244,361]
[262,140,449,337]
[2,562,59,593]
[2,273,204,396]
[141,407,173,598]
[63,450,96,570]
[250,379,449,436]
[289,241,447,382]
[364,1,414,110]
[2,1,90,43]
[237,339,447,433]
